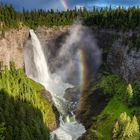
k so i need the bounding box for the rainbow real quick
[78,48,88,92]
[60,0,68,11]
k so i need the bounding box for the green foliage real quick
[112,112,140,140]
[126,84,134,105]
[132,82,140,106]
[84,73,140,140]
[0,123,5,140]
[1,4,140,30]
[127,84,133,99]
[96,96,130,140]
[94,74,127,96]
[95,91,140,140]
[0,64,57,140]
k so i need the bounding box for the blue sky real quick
[1,0,140,11]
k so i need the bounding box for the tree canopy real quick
[0,4,140,30]
[112,112,140,140]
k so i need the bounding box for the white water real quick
[24,30,86,140]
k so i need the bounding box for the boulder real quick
[64,87,80,103]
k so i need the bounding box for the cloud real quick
[1,0,140,11]
[75,5,84,10]
[93,0,140,8]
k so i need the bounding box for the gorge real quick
[0,24,140,140]
[1,3,140,140]
[24,24,103,140]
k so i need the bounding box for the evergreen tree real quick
[127,84,133,99]
[126,84,134,105]
[0,4,140,30]
[112,112,140,140]
[0,64,56,140]
[0,123,5,140]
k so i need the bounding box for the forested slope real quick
[0,63,57,140]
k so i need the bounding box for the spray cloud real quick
[47,24,102,87]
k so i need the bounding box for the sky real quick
[1,0,140,11]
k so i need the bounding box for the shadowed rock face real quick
[107,40,140,82]
[77,88,111,129]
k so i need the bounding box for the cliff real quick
[0,27,29,68]
[0,26,70,68]
[0,26,139,82]
[108,40,140,82]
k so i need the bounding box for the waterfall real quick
[24,30,86,140]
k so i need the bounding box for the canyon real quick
[0,26,140,140]
[0,27,140,83]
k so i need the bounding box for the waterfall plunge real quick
[24,30,86,140]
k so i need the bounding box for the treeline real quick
[0,63,57,140]
[0,3,140,30]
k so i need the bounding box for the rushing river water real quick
[24,29,86,140]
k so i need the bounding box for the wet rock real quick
[64,87,80,103]
[64,87,81,114]
[41,89,53,102]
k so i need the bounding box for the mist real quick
[44,24,102,86]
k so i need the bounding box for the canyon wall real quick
[0,27,29,68]
[0,26,69,69]
[108,40,140,82]
[0,26,140,83]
